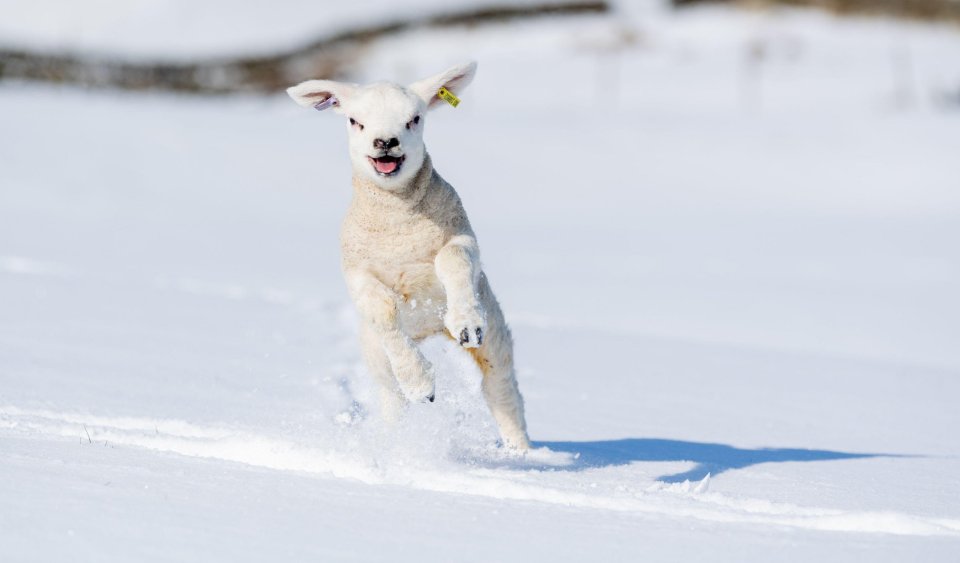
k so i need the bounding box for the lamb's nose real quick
[373,137,399,150]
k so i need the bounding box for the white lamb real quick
[287,62,530,450]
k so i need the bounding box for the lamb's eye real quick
[349,117,364,130]
[406,115,421,129]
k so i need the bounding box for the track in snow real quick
[2,405,956,537]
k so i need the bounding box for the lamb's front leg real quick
[435,234,486,348]
[345,270,435,403]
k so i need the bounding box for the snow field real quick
[2,1,960,560]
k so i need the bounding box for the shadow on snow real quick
[534,438,901,483]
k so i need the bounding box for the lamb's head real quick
[287,62,477,189]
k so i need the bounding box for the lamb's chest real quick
[343,211,446,289]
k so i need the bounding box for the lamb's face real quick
[287,62,477,190]
[340,83,427,188]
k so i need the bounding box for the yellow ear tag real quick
[438,86,461,108]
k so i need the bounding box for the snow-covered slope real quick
[0,0,566,59]
[2,4,959,561]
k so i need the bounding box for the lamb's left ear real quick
[408,62,478,110]
[286,79,357,111]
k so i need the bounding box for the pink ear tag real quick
[313,96,338,111]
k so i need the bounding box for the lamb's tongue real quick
[374,159,398,174]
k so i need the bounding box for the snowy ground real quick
[2,2,960,561]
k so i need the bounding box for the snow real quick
[2,2,960,560]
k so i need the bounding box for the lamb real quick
[287,62,530,450]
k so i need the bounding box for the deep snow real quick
[2,2,960,561]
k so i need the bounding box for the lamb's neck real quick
[351,154,435,211]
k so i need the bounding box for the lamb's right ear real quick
[286,80,357,111]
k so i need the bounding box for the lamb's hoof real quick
[458,327,483,347]
[394,357,435,403]
[425,393,435,403]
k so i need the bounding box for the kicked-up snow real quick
[1,2,959,561]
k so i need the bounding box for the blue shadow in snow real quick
[535,438,900,483]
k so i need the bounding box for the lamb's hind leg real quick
[347,270,435,406]
[359,325,406,422]
[469,282,530,450]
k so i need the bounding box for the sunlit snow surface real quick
[2,2,960,561]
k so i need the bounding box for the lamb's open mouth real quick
[368,154,405,176]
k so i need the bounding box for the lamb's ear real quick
[408,62,478,110]
[286,79,356,111]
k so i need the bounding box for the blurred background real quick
[1,1,960,559]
